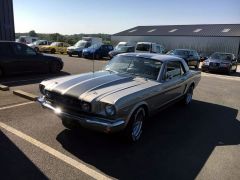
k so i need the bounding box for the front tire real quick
[50,62,61,73]
[123,107,146,143]
[62,118,78,130]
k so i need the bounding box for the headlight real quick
[203,61,210,66]
[105,104,116,116]
[220,63,230,67]
[39,84,46,95]
[81,102,91,112]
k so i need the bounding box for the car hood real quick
[173,54,188,60]
[67,46,83,51]
[41,45,52,49]
[206,58,231,64]
[41,71,153,104]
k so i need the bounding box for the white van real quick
[67,37,102,57]
[135,42,165,54]
[16,36,39,44]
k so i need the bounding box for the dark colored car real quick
[82,44,114,59]
[108,46,135,58]
[168,49,200,69]
[201,52,238,74]
[0,41,63,77]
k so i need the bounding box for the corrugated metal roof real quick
[113,24,240,37]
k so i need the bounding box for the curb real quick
[0,84,9,91]
[13,90,38,101]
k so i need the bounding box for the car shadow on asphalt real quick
[0,131,48,180]
[56,100,240,179]
[0,71,70,87]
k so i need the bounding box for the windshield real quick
[88,43,101,49]
[136,44,150,51]
[105,55,162,80]
[115,46,130,52]
[173,50,189,56]
[210,53,232,61]
[74,40,87,47]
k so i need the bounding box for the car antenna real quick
[92,49,95,73]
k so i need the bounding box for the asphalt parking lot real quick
[0,54,240,180]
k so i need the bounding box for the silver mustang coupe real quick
[38,53,201,142]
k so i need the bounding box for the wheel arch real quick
[126,101,149,123]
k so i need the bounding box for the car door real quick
[0,42,16,75]
[160,61,187,105]
[231,54,237,71]
[11,43,49,73]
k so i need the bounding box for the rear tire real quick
[68,53,72,57]
[35,47,39,52]
[62,118,78,130]
[51,49,56,54]
[50,62,61,73]
[0,68,3,77]
[123,107,146,143]
[181,85,193,105]
[78,52,82,57]
[94,54,100,60]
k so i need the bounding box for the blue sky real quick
[13,0,240,34]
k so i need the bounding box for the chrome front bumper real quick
[37,96,125,133]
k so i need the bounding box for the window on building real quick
[193,28,202,32]
[169,29,178,33]
[222,28,231,32]
[129,29,137,33]
[148,29,156,33]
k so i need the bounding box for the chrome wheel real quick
[131,108,145,141]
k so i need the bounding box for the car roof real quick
[212,52,233,55]
[119,53,183,62]
[174,49,196,51]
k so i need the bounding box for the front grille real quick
[45,91,83,111]
[209,62,220,67]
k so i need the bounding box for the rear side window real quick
[164,61,183,81]
[136,44,150,51]
[0,43,12,56]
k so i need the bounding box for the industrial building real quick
[0,0,15,41]
[112,24,240,56]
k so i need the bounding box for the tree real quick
[29,30,38,37]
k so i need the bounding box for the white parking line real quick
[0,102,35,111]
[0,122,112,180]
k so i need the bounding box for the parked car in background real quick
[0,41,63,77]
[202,52,238,74]
[82,44,113,59]
[37,53,201,142]
[67,37,102,57]
[16,36,39,44]
[199,52,209,62]
[135,42,165,54]
[28,40,52,52]
[114,42,135,50]
[40,42,70,54]
[108,46,134,58]
[168,49,200,69]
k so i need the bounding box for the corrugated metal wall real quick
[0,0,15,41]
[111,36,240,56]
